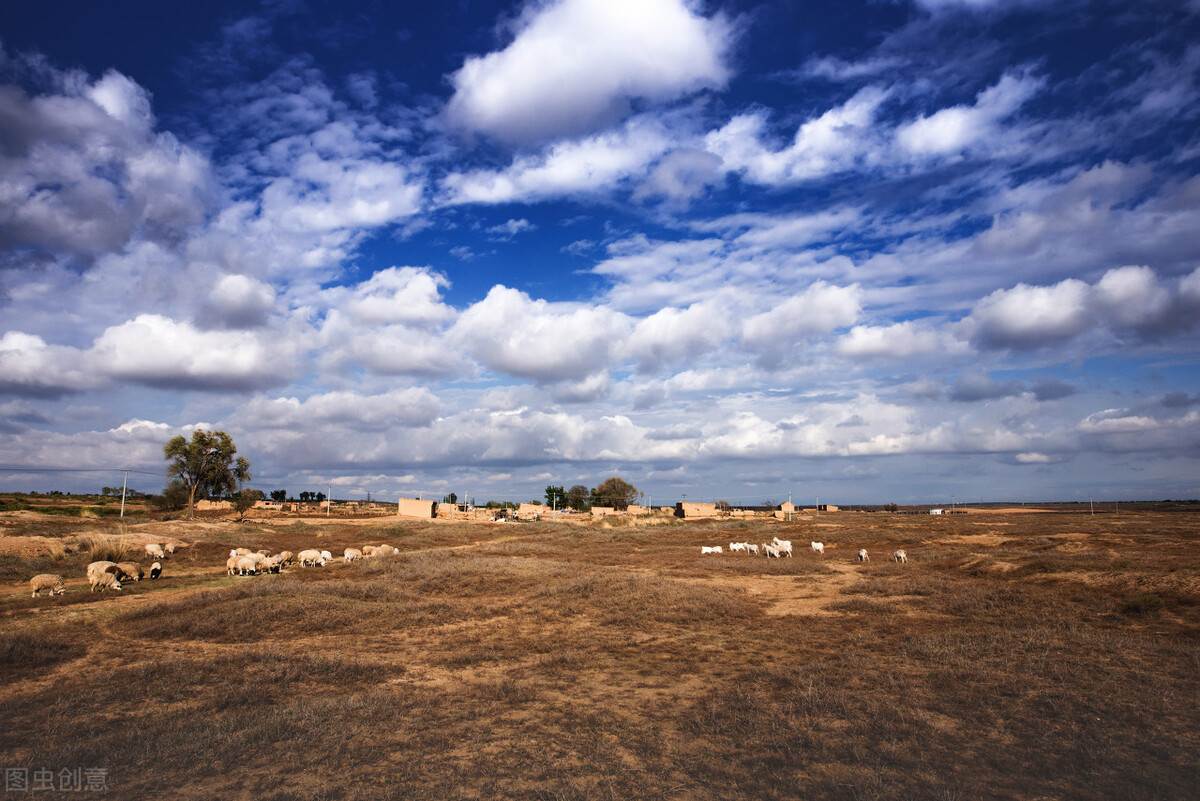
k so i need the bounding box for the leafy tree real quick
[270,489,287,503]
[544,485,566,508]
[564,484,590,512]
[443,492,458,505]
[716,500,732,512]
[163,430,251,519]
[299,491,313,502]
[590,477,639,511]
[316,492,326,503]
[234,489,264,521]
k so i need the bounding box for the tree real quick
[443,492,458,505]
[564,484,590,512]
[590,477,638,511]
[270,489,287,503]
[163,430,251,519]
[234,489,264,521]
[544,485,566,508]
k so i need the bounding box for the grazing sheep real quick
[264,555,284,573]
[277,551,293,566]
[226,556,241,575]
[235,556,258,576]
[90,571,122,593]
[745,543,759,555]
[164,543,175,555]
[811,541,824,555]
[361,545,378,557]
[700,546,723,554]
[149,562,162,579]
[145,543,165,560]
[116,562,144,581]
[344,548,363,563]
[87,561,118,583]
[234,547,253,556]
[376,545,399,557]
[857,549,870,562]
[320,550,333,562]
[298,549,326,567]
[30,574,65,598]
[893,550,908,563]
[763,543,782,558]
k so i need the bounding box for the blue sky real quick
[1,0,1198,505]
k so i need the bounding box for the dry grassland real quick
[2,510,1198,800]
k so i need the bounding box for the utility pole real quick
[1089,495,1093,516]
[328,482,332,517]
[119,470,128,519]
[788,490,792,522]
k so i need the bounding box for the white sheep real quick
[235,556,258,576]
[700,546,723,554]
[90,571,122,593]
[320,550,333,562]
[811,541,824,555]
[762,543,781,558]
[164,543,175,555]
[87,561,117,583]
[264,555,284,573]
[277,551,294,566]
[771,538,793,557]
[857,549,870,562]
[234,547,253,556]
[344,548,363,563]
[145,543,165,560]
[149,562,162,579]
[893,550,908,563]
[729,542,747,553]
[30,574,65,598]
[298,549,326,567]
[226,556,241,575]
[361,545,378,557]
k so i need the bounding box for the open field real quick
[2,510,1198,800]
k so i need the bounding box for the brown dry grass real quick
[1,509,1198,799]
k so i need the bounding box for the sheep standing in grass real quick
[30,574,65,598]
[150,562,162,579]
[116,562,144,581]
[87,561,117,583]
[858,549,870,562]
[344,548,363,563]
[277,551,294,566]
[164,543,175,556]
[146,543,166,560]
[811,541,824,555]
[320,550,333,563]
[235,556,258,576]
[89,570,122,592]
[893,550,907,564]
[226,556,241,575]
[362,545,378,557]
[298,549,326,567]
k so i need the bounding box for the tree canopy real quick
[163,429,251,518]
[564,484,590,512]
[590,477,639,511]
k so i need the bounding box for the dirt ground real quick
[2,508,1198,800]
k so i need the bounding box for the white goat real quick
[763,543,781,558]
[729,542,747,553]
[857,548,870,562]
[893,550,908,563]
[811,541,824,555]
[745,543,759,555]
[700,546,723,555]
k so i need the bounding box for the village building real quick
[397,497,437,518]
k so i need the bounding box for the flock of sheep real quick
[27,532,911,600]
[702,537,908,563]
[28,542,173,598]
[225,544,401,575]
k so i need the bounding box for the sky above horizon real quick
[1,0,1199,506]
